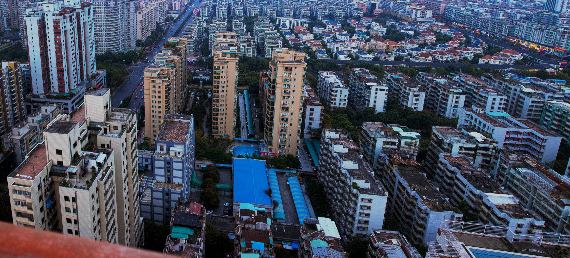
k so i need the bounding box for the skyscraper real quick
[0,61,26,135]
[212,32,239,139]
[144,38,188,144]
[92,0,137,54]
[24,0,96,95]
[546,0,569,13]
[261,48,306,155]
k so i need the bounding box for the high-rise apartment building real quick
[384,72,425,111]
[0,61,26,135]
[417,73,466,119]
[8,0,19,29]
[136,0,168,41]
[144,38,188,144]
[92,0,137,54]
[261,49,306,155]
[25,0,96,95]
[212,32,239,139]
[7,88,143,246]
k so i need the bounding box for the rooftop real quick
[157,116,192,143]
[45,121,76,134]
[9,144,48,180]
[390,154,454,212]
[233,158,272,207]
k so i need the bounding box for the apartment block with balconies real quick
[417,72,466,119]
[319,129,388,240]
[495,154,570,235]
[425,126,498,178]
[458,108,562,163]
[7,88,143,247]
[435,154,544,235]
[540,101,570,142]
[317,71,348,108]
[261,49,306,156]
[348,68,388,113]
[376,153,462,245]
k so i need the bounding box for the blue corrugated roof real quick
[233,158,272,206]
[288,177,310,224]
[469,247,547,258]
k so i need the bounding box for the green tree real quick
[142,219,170,251]
[205,223,233,258]
[202,166,220,183]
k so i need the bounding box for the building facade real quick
[317,71,348,108]
[212,32,238,139]
[261,49,306,155]
[348,68,388,113]
[25,0,96,95]
[92,0,136,54]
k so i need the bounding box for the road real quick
[450,26,559,66]
[111,0,201,109]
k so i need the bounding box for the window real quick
[56,149,62,155]
[64,196,70,202]
[66,218,71,223]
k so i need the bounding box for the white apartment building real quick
[435,154,544,235]
[377,153,462,244]
[303,85,323,138]
[384,72,425,111]
[92,0,137,54]
[348,68,388,113]
[458,108,562,163]
[317,71,349,108]
[25,0,96,95]
[319,129,388,240]
[470,88,507,113]
[7,88,143,247]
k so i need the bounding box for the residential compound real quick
[318,129,388,240]
[92,0,137,54]
[317,71,348,108]
[384,72,425,111]
[359,122,421,168]
[458,108,562,163]
[261,49,306,156]
[7,89,142,247]
[212,32,239,139]
[24,0,96,96]
[348,68,388,113]
[144,38,188,144]
[139,115,195,223]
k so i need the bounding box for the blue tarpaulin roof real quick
[304,139,320,168]
[233,158,272,206]
[288,177,310,224]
